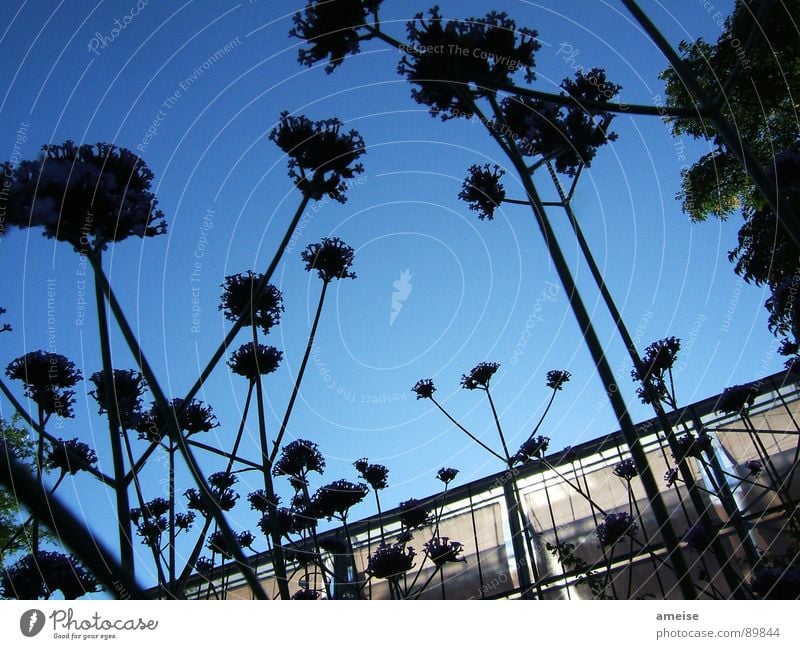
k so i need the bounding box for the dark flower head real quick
[716,383,758,414]
[516,435,550,462]
[398,9,539,120]
[207,530,235,558]
[672,432,713,464]
[399,498,431,529]
[290,0,382,73]
[88,368,146,429]
[269,112,366,203]
[436,467,459,484]
[47,438,98,475]
[247,489,273,513]
[228,343,283,380]
[142,497,170,518]
[208,471,237,491]
[291,588,322,600]
[310,480,368,519]
[0,306,10,333]
[237,530,256,550]
[135,398,219,441]
[137,517,168,548]
[353,459,389,490]
[2,141,166,250]
[6,351,82,416]
[460,362,500,390]
[195,557,214,577]
[501,69,620,175]
[0,551,98,600]
[612,458,638,481]
[596,512,638,547]
[459,164,506,221]
[219,272,284,335]
[423,537,465,567]
[273,439,326,478]
[546,370,571,391]
[683,521,718,553]
[185,486,239,516]
[749,566,800,599]
[412,378,436,399]
[258,508,298,538]
[366,543,416,580]
[664,467,680,487]
[302,237,356,282]
[742,459,763,478]
[635,337,681,382]
[174,512,196,531]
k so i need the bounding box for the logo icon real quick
[20,609,45,637]
[390,269,413,326]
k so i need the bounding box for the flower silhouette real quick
[399,498,431,529]
[219,272,284,335]
[2,141,166,250]
[353,458,389,490]
[612,458,638,482]
[46,438,98,475]
[273,439,326,478]
[460,362,500,390]
[546,370,571,391]
[228,343,283,381]
[411,378,436,399]
[716,383,758,413]
[135,398,219,441]
[310,480,368,519]
[596,512,638,547]
[459,164,506,220]
[290,0,383,73]
[269,111,366,203]
[0,551,98,600]
[366,543,416,579]
[398,9,538,119]
[436,467,459,484]
[424,537,465,566]
[6,351,82,418]
[88,368,146,429]
[302,237,357,282]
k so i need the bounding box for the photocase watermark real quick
[74,211,94,328]
[189,207,215,334]
[0,122,31,236]
[136,37,242,153]
[87,0,148,56]
[720,277,744,334]
[20,609,45,637]
[674,312,707,376]
[510,281,559,366]
[390,269,413,326]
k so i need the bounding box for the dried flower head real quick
[219,272,284,335]
[460,362,500,390]
[302,237,356,282]
[273,439,326,478]
[545,370,571,390]
[399,498,431,529]
[612,458,638,481]
[672,432,713,464]
[459,164,506,220]
[258,508,297,538]
[174,512,196,531]
[290,0,383,73]
[353,458,389,490]
[228,343,283,380]
[398,9,539,120]
[366,543,416,580]
[247,489,273,513]
[185,484,239,516]
[716,383,758,414]
[516,435,550,463]
[742,459,764,478]
[208,471,237,491]
[195,557,214,577]
[269,112,366,203]
[412,378,436,399]
[291,588,322,600]
[88,368,146,429]
[6,351,82,407]
[134,398,219,441]
[0,551,98,600]
[596,512,638,547]
[424,537,465,566]
[310,480,368,519]
[436,467,459,484]
[2,141,166,250]
[46,438,98,475]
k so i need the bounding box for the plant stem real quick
[269,280,329,463]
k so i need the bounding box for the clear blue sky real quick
[0,0,778,587]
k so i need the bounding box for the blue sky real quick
[0,0,781,587]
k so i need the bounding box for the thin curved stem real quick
[429,396,505,462]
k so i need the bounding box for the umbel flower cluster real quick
[1,141,166,250]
